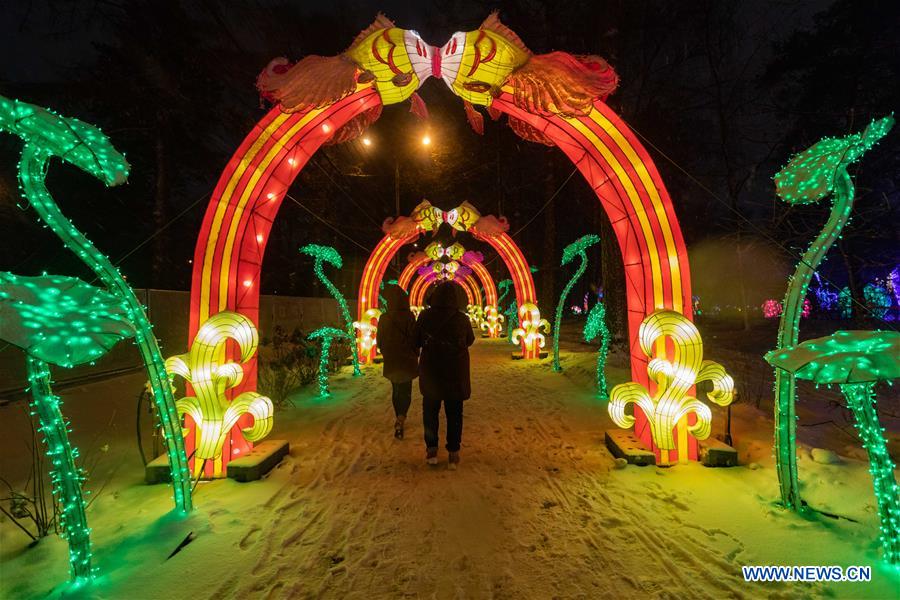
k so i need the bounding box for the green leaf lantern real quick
[766,330,900,564]
[0,273,136,583]
[0,272,134,367]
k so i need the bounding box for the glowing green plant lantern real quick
[771,115,894,510]
[0,96,193,513]
[838,287,853,319]
[497,278,513,307]
[308,327,351,397]
[166,312,274,478]
[766,330,900,564]
[863,283,891,320]
[299,244,361,376]
[0,272,137,583]
[583,300,610,399]
[552,234,600,372]
[503,301,518,344]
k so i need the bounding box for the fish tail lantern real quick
[511,303,550,359]
[608,310,734,464]
[353,308,382,363]
[166,312,274,478]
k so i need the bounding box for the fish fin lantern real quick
[508,116,555,146]
[256,55,360,112]
[471,214,509,237]
[382,215,419,239]
[505,52,618,117]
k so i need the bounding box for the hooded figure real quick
[414,282,475,469]
[376,284,419,438]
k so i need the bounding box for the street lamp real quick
[421,134,431,146]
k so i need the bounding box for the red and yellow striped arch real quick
[410,273,474,307]
[460,273,483,307]
[491,91,694,460]
[409,273,435,307]
[356,231,420,362]
[398,253,431,291]
[465,259,498,307]
[189,86,693,464]
[470,230,536,308]
[188,87,378,469]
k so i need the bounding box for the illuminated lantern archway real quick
[409,271,435,308]
[460,273,483,307]
[410,272,474,307]
[462,251,498,307]
[189,14,694,468]
[356,227,422,362]
[399,247,498,313]
[398,251,430,290]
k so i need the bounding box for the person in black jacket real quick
[376,285,419,439]
[413,281,475,469]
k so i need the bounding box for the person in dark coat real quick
[413,281,475,469]
[376,284,419,439]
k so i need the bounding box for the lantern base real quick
[227,439,290,482]
[510,351,548,360]
[699,438,738,467]
[604,430,656,466]
[145,453,173,484]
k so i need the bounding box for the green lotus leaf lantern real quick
[0,272,138,583]
[308,326,351,397]
[300,244,360,375]
[0,272,134,368]
[774,116,893,204]
[766,330,900,564]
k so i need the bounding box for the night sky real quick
[1,0,897,316]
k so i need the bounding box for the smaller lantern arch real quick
[359,201,542,358]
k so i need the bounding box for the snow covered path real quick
[2,337,897,599]
[220,338,755,599]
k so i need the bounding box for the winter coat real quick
[376,285,419,382]
[414,282,475,400]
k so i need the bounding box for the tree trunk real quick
[600,209,627,343]
[540,171,557,312]
[152,110,169,288]
[735,233,751,330]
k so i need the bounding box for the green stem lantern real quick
[26,356,93,581]
[841,382,899,564]
[299,244,361,376]
[766,330,899,563]
[583,300,610,399]
[553,235,600,372]
[504,301,519,344]
[308,327,350,397]
[771,115,893,510]
[0,96,193,513]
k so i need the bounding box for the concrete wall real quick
[0,290,352,396]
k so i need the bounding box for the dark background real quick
[1,0,897,335]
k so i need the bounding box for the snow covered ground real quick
[1,332,898,599]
